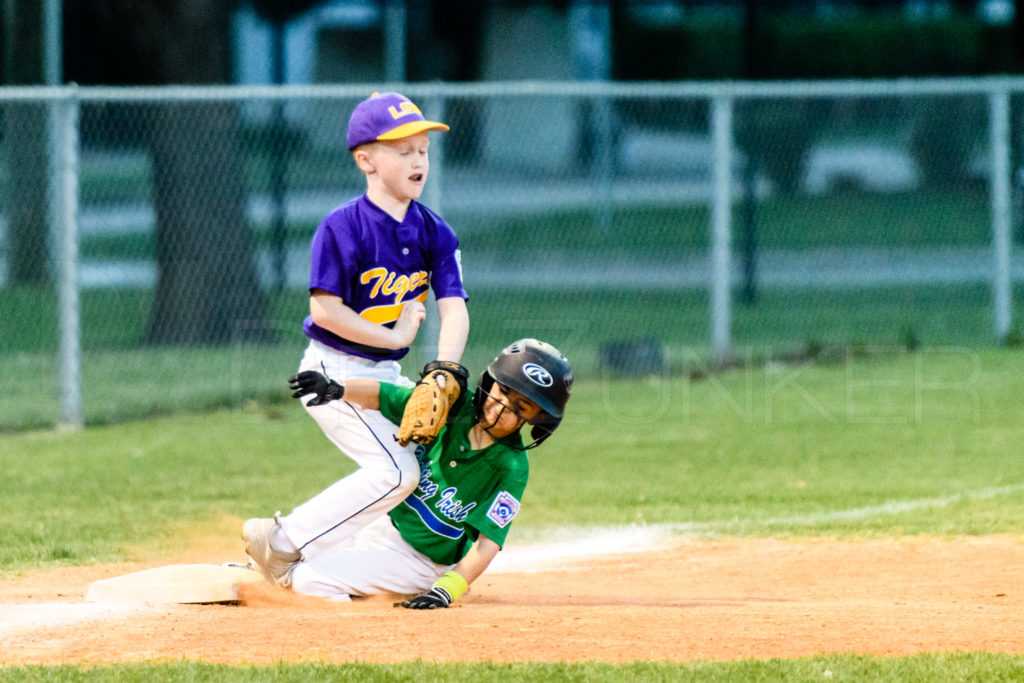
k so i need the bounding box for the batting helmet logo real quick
[522,363,553,387]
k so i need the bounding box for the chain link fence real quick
[1,80,1022,430]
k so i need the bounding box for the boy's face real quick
[356,132,430,203]
[479,382,544,439]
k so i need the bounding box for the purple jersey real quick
[303,195,467,361]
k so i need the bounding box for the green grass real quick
[0,288,308,354]
[0,287,312,430]
[462,188,992,256]
[3,282,1023,431]
[2,348,1023,575]
[3,653,1024,681]
[2,349,1024,677]
[523,346,1024,537]
[465,283,1024,355]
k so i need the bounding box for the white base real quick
[85,563,264,604]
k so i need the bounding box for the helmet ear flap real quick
[526,417,560,449]
[472,370,495,424]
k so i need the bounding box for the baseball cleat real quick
[242,514,300,588]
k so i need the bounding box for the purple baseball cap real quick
[346,92,450,150]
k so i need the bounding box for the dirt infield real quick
[2,534,1023,665]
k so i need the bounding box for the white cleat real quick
[242,514,300,587]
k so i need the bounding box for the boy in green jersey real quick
[249,339,572,609]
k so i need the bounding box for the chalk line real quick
[0,602,148,636]
[491,482,1024,573]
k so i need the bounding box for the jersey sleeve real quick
[377,383,415,426]
[421,208,467,301]
[308,215,359,301]
[465,460,529,549]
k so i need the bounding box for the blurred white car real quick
[617,129,750,178]
[617,128,774,194]
[803,143,920,194]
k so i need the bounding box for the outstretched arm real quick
[337,379,382,409]
[396,535,500,610]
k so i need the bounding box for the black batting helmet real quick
[473,339,573,448]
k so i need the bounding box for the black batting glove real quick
[288,371,344,406]
[395,586,452,610]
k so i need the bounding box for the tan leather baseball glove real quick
[397,360,469,446]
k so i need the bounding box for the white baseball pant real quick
[277,340,419,561]
[289,513,448,601]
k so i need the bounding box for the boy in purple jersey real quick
[242,92,470,586]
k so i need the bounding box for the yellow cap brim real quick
[376,120,450,141]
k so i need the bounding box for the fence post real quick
[989,88,1012,341]
[592,90,615,232]
[54,87,82,430]
[384,0,407,83]
[710,94,733,362]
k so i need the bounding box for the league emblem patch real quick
[486,491,521,528]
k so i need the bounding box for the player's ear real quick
[353,146,375,174]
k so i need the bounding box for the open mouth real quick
[487,401,527,427]
[410,173,424,182]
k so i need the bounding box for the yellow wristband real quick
[434,570,469,604]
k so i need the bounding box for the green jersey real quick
[378,383,529,566]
